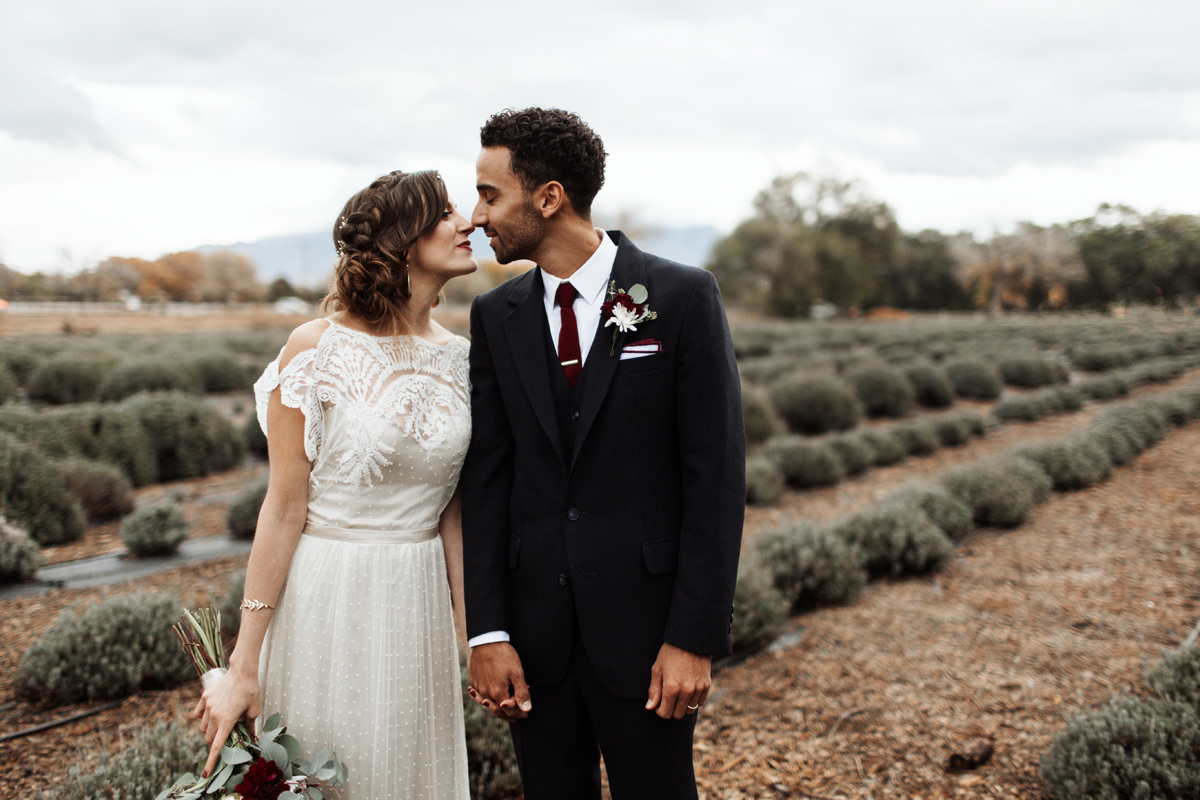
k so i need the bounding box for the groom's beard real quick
[491,201,545,264]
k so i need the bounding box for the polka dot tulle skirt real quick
[259,532,469,800]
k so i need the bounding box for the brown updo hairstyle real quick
[322,170,448,336]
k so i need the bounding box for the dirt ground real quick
[1,332,1197,797]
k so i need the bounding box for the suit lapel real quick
[502,268,566,465]
[571,232,647,468]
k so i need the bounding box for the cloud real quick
[2,0,1199,269]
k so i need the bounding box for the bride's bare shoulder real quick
[280,318,333,369]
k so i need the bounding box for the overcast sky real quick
[3,0,1199,272]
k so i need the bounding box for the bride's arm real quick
[193,327,319,778]
[440,487,467,647]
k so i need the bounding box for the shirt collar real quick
[540,229,618,306]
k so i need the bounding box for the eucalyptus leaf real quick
[155,790,171,800]
[278,732,302,762]
[629,284,648,304]
[314,766,336,781]
[207,762,233,793]
[338,759,349,783]
[221,746,253,765]
[260,724,283,744]
[311,748,330,771]
[263,712,282,731]
[225,767,245,791]
[263,739,290,769]
[278,793,301,800]
[180,793,202,800]
[308,788,324,800]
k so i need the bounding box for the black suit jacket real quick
[461,231,745,699]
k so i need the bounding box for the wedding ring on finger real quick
[687,704,700,711]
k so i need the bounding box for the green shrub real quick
[745,456,785,506]
[121,498,189,557]
[903,363,955,408]
[1148,646,1200,714]
[52,721,207,800]
[1014,437,1112,492]
[97,359,202,402]
[1071,345,1135,372]
[27,355,111,405]
[1151,394,1196,427]
[191,350,254,393]
[833,502,954,578]
[753,521,866,609]
[860,428,907,466]
[944,358,1003,400]
[1094,403,1168,451]
[1040,385,1084,413]
[0,514,45,584]
[462,659,523,799]
[738,356,805,386]
[58,458,135,521]
[0,346,40,387]
[768,373,862,434]
[992,394,1047,423]
[0,363,16,404]
[17,592,194,704]
[1086,423,1140,467]
[730,557,790,653]
[929,414,972,447]
[242,411,268,459]
[956,411,987,437]
[888,483,974,542]
[998,356,1064,388]
[219,569,246,638]
[824,431,875,476]
[0,404,158,486]
[891,420,941,456]
[940,456,1049,529]
[122,392,246,481]
[0,433,87,546]
[763,436,846,488]
[742,382,784,445]
[227,474,269,538]
[1040,698,1200,800]
[1079,374,1131,401]
[846,365,916,418]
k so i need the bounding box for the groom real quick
[461,107,745,800]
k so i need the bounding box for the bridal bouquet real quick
[156,607,348,800]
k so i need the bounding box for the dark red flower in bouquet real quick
[234,757,289,800]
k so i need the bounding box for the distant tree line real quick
[0,251,325,304]
[707,174,1200,315]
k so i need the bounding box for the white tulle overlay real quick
[252,321,471,800]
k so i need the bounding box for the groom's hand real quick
[469,642,532,722]
[646,642,711,720]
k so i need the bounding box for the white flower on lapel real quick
[601,280,658,356]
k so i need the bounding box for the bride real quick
[194,170,478,799]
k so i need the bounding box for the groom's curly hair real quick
[481,108,607,218]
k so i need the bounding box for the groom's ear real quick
[534,180,570,220]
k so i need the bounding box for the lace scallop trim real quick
[253,347,323,461]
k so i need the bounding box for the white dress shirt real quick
[467,230,618,650]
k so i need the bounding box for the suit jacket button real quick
[572,411,580,421]
[567,508,580,521]
[558,574,568,586]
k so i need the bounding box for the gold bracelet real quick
[239,599,275,612]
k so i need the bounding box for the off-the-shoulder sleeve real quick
[252,346,322,461]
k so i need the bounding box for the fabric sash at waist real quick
[301,522,439,544]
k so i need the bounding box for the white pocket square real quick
[619,339,663,360]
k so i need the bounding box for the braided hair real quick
[322,170,447,336]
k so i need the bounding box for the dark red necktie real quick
[555,282,582,389]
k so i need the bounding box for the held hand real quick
[468,642,531,722]
[192,666,261,779]
[646,642,711,720]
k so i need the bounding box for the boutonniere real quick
[601,280,658,356]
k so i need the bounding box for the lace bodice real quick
[253,321,471,532]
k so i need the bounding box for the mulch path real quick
[695,419,1200,799]
[2,369,1198,798]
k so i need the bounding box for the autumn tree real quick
[951,223,1082,313]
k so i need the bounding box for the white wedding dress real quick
[252,319,471,800]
